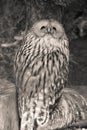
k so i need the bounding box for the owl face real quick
[31,19,66,39]
[26,19,69,60]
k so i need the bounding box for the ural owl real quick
[14,19,69,130]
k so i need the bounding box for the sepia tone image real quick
[0,0,87,130]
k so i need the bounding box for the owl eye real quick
[53,27,56,31]
[40,26,46,30]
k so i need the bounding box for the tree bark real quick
[0,79,19,130]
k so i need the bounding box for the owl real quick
[14,19,69,130]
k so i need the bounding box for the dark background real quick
[0,0,87,98]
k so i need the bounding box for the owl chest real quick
[18,48,65,99]
[29,52,60,80]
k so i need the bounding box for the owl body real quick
[14,19,69,129]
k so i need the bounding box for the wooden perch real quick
[0,79,19,130]
[0,41,19,48]
[0,35,23,48]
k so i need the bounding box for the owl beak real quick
[47,27,51,33]
[47,27,53,35]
